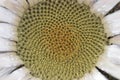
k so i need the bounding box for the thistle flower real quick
[0,0,120,80]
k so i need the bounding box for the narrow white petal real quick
[0,37,16,51]
[0,53,23,67]
[77,0,84,4]
[30,77,41,80]
[0,7,20,26]
[0,0,25,17]
[33,0,41,5]
[16,0,28,9]
[0,67,30,80]
[97,50,120,79]
[80,68,107,80]
[0,67,15,77]
[84,0,98,6]
[91,0,120,17]
[27,0,40,7]
[109,35,120,45]
[0,23,17,41]
[8,68,30,80]
[103,10,120,36]
[105,45,120,65]
[91,69,108,80]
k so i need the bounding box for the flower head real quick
[0,0,120,80]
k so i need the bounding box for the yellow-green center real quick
[17,0,107,80]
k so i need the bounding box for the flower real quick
[0,0,120,80]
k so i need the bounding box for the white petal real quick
[77,0,84,4]
[80,68,107,80]
[91,0,120,17]
[30,77,41,80]
[0,67,30,80]
[97,50,120,79]
[0,54,22,77]
[0,53,23,67]
[0,23,17,41]
[109,35,120,45]
[105,45,120,65]
[90,69,108,80]
[27,0,40,7]
[7,68,41,80]
[0,0,25,17]
[0,67,15,77]
[84,0,98,6]
[16,0,28,9]
[8,68,30,80]
[0,37,16,51]
[0,7,20,26]
[103,10,120,36]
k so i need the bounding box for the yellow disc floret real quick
[17,0,107,80]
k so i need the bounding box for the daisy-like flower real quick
[0,0,120,80]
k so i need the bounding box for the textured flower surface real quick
[0,0,120,80]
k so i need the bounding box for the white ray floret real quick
[0,0,25,17]
[5,67,41,80]
[27,0,41,7]
[77,0,84,4]
[84,0,98,6]
[0,53,23,67]
[90,69,108,80]
[97,47,120,79]
[103,10,120,36]
[0,38,16,51]
[78,0,98,6]
[0,7,20,26]
[0,23,17,41]
[0,67,31,80]
[16,0,28,9]
[0,67,16,78]
[105,45,120,65]
[80,68,108,80]
[91,0,120,17]
[30,77,41,80]
[109,35,120,45]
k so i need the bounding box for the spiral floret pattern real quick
[17,0,107,80]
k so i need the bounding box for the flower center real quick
[40,24,80,62]
[17,0,107,80]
